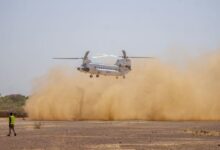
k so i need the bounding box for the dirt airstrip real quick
[0,118,220,150]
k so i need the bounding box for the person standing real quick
[7,112,17,136]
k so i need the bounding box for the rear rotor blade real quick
[127,56,154,59]
[119,56,154,59]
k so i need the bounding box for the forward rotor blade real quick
[53,57,83,59]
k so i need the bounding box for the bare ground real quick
[0,119,220,150]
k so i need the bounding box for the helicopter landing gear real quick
[116,76,119,79]
[96,74,99,78]
[90,74,93,78]
[123,76,125,79]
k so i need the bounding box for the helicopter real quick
[53,50,152,79]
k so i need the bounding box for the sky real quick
[0,0,220,95]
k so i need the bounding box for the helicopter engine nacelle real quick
[77,67,90,72]
[115,59,131,70]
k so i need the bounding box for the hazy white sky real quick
[0,0,220,95]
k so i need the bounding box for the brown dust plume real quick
[25,52,220,120]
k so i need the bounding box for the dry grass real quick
[34,122,42,129]
[184,129,220,136]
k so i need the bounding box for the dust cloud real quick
[25,52,220,121]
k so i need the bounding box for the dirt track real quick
[0,119,220,150]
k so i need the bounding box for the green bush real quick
[0,94,28,117]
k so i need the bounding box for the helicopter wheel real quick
[90,74,93,78]
[123,76,125,79]
[96,74,99,78]
[116,76,118,79]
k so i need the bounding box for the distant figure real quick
[7,112,17,136]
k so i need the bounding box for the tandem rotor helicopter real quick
[54,50,152,79]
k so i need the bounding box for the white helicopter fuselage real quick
[77,58,131,78]
[78,63,125,76]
